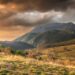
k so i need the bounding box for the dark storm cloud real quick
[0,0,75,29]
[0,0,75,11]
[0,11,63,27]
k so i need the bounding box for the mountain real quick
[0,41,34,50]
[15,22,75,48]
[34,30,75,48]
[32,22,75,33]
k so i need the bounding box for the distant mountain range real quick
[15,22,75,48]
[0,41,34,50]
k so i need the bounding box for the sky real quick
[0,0,75,41]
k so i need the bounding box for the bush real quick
[11,50,29,56]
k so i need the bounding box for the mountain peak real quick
[31,22,75,33]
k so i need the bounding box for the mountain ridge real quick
[15,22,75,48]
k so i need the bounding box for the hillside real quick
[15,23,75,48]
[33,30,75,47]
[1,44,75,65]
[0,44,75,75]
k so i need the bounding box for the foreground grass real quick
[0,53,74,75]
[0,55,75,75]
[0,44,75,75]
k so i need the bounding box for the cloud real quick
[1,0,75,41]
[0,0,75,11]
[0,11,64,28]
[0,0,75,24]
[50,9,75,23]
[1,9,75,29]
[0,0,75,31]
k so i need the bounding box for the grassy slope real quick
[15,30,75,47]
[0,55,75,75]
[0,44,75,74]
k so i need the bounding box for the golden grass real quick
[0,44,75,68]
